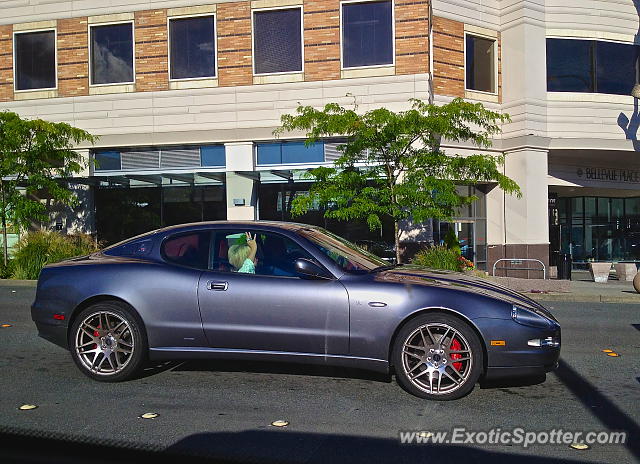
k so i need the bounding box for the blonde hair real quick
[228,243,251,270]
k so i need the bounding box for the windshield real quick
[297,227,389,273]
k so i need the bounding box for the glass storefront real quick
[258,182,487,265]
[553,196,640,263]
[95,185,226,246]
[258,181,396,258]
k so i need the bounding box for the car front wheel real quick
[69,302,147,382]
[392,313,483,400]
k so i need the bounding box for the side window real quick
[211,230,315,277]
[105,238,153,257]
[162,231,210,270]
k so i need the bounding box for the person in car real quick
[228,232,257,273]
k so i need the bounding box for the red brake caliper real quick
[93,325,100,349]
[450,338,462,371]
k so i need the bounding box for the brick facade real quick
[58,17,89,97]
[395,0,429,75]
[135,9,168,92]
[0,4,499,102]
[304,0,340,81]
[217,2,252,87]
[0,25,13,102]
[432,16,464,98]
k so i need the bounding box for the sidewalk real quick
[528,271,640,304]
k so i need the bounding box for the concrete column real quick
[500,0,547,138]
[224,142,257,220]
[486,147,550,277]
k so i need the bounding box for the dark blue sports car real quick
[32,221,560,400]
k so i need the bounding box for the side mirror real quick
[294,258,332,280]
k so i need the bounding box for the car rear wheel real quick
[69,302,146,382]
[392,313,483,400]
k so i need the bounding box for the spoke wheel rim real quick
[401,323,473,395]
[75,311,134,376]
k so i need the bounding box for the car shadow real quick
[169,358,393,383]
[148,357,548,391]
[0,426,597,464]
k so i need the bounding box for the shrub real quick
[412,246,476,272]
[412,246,462,272]
[11,231,99,280]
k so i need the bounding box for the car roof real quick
[154,220,319,235]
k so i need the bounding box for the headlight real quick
[511,306,553,329]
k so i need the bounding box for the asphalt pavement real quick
[0,285,638,464]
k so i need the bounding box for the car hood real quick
[373,266,556,319]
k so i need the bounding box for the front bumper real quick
[473,316,561,378]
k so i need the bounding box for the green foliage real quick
[412,246,475,272]
[0,257,13,279]
[11,231,99,280]
[443,228,461,255]
[413,246,461,272]
[0,111,96,260]
[275,98,521,262]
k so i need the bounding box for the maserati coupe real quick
[32,221,561,400]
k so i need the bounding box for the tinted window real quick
[212,230,314,277]
[15,31,56,90]
[170,16,216,80]
[256,142,324,165]
[200,145,225,166]
[596,41,639,96]
[95,151,121,171]
[547,39,594,92]
[105,238,154,257]
[466,35,495,93]
[253,8,302,74]
[91,23,134,85]
[162,231,210,270]
[342,1,393,68]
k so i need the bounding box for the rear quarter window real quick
[104,238,154,257]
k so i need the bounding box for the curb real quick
[0,279,37,287]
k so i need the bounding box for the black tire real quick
[392,312,484,400]
[69,301,147,382]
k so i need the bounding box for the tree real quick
[275,98,521,264]
[0,111,97,266]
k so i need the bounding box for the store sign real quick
[549,164,640,188]
[576,167,640,183]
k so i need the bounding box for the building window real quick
[253,8,302,75]
[169,16,216,80]
[257,141,325,165]
[465,34,496,93]
[547,38,639,96]
[90,23,134,85]
[546,39,594,93]
[14,30,56,91]
[200,145,226,166]
[95,151,121,171]
[341,0,393,68]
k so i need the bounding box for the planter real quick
[589,262,611,283]
[614,263,637,282]
[633,272,640,293]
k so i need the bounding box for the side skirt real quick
[149,347,390,374]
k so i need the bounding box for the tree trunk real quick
[394,220,402,265]
[1,182,7,267]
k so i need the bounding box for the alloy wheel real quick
[401,323,473,396]
[74,311,134,376]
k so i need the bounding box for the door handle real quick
[207,281,228,291]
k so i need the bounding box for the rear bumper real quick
[34,320,68,350]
